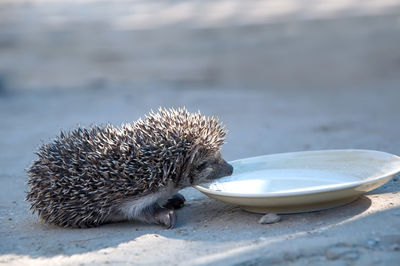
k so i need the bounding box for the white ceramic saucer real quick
[195,150,400,213]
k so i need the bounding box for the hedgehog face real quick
[188,151,233,185]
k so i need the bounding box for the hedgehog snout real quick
[208,159,233,180]
[222,160,234,176]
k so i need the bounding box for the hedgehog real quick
[26,107,233,229]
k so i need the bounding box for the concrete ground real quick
[1,1,400,265]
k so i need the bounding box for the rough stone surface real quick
[1,1,400,265]
[326,245,360,261]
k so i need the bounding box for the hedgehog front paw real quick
[154,208,176,229]
[163,193,186,210]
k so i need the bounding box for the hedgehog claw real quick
[163,193,186,210]
[154,208,176,229]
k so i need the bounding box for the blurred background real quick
[0,0,400,168]
[1,0,400,260]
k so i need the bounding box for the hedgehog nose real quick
[224,161,234,176]
[227,163,233,175]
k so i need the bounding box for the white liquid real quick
[208,169,359,194]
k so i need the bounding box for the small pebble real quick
[367,238,380,249]
[259,213,281,224]
[391,244,400,251]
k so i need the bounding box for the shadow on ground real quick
[1,193,372,258]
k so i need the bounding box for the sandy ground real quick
[1,1,400,265]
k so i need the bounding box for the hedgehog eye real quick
[196,162,208,172]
